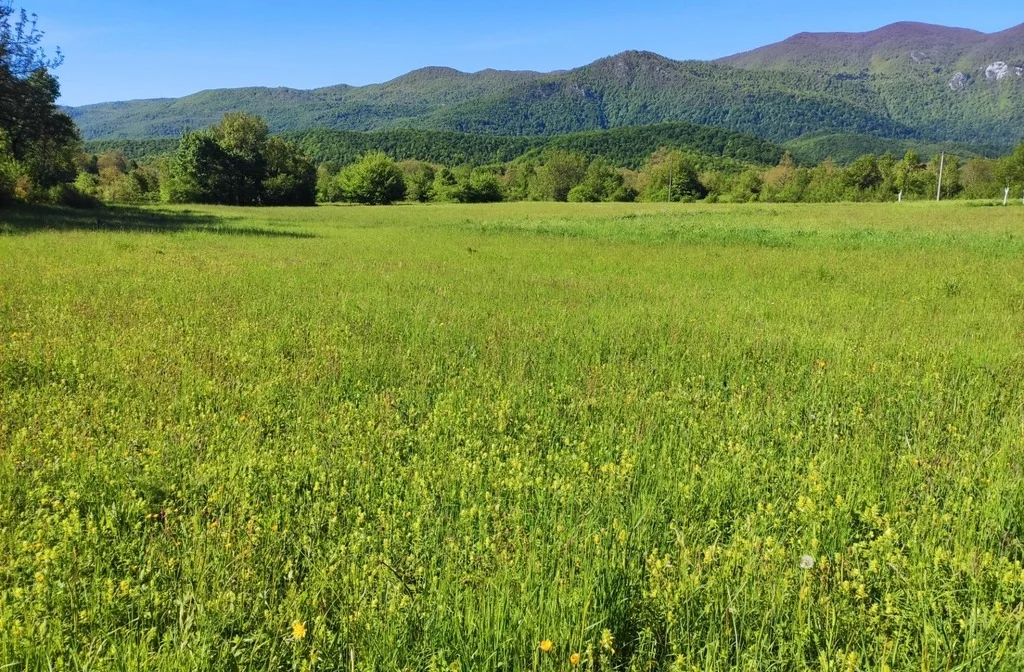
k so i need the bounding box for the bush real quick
[0,156,19,206]
[567,183,600,203]
[338,152,406,205]
[46,183,102,208]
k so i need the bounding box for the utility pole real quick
[668,161,673,203]
[936,153,945,202]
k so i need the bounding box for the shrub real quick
[338,152,406,205]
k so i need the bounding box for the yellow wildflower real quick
[570,652,581,666]
[539,639,553,653]
[292,620,307,640]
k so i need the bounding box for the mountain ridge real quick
[66,21,1024,150]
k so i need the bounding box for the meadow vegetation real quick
[2,201,1024,670]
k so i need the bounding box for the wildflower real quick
[570,652,581,666]
[800,555,815,570]
[539,640,553,653]
[600,629,615,653]
[291,620,307,640]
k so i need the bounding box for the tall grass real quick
[1,201,1023,670]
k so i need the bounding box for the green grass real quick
[2,201,1024,671]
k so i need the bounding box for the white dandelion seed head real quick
[800,555,815,570]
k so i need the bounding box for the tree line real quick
[68,114,1024,208]
[311,144,1024,206]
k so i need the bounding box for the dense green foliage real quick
[82,138,179,162]
[712,150,1013,203]
[0,2,83,205]
[333,152,407,205]
[164,113,316,206]
[288,128,534,167]
[284,123,784,170]
[4,202,1024,670]
[783,133,998,166]
[67,24,1024,150]
[84,125,1024,207]
[73,149,161,203]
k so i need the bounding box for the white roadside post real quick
[1005,187,1010,206]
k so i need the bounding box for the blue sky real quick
[27,0,1021,106]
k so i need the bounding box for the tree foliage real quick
[0,2,80,204]
[164,113,315,206]
[334,152,406,205]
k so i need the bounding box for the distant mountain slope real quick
[720,22,1024,74]
[68,68,545,139]
[427,52,917,141]
[719,22,1024,147]
[67,22,1024,150]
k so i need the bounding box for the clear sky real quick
[27,0,1022,106]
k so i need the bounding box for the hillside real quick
[782,133,999,165]
[67,22,1024,150]
[67,68,545,140]
[720,22,1024,75]
[85,122,786,170]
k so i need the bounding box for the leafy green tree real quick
[86,150,160,203]
[466,170,503,203]
[337,152,406,205]
[894,150,930,199]
[804,160,844,202]
[0,4,78,202]
[433,165,503,203]
[730,167,764,203]
[760,153,811,202]
[500,160,535,202]
[432,166,459,201]
[998,143,1024,194]
[163,131,232,204]
[211,112,269,205]
[530,150,588,202]
[164,114,316,206]
[316,162,343,202]
[568,158,633,202]
[639,149,705,202]
[262,136,316,206]
[843,154,883,197]
[960,158,1002,200]
[399,160,436,203]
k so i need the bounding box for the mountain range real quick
[67,21,1024,154]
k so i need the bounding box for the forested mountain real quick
[67,68,545,140]
[68,22,1024,150]
[720,22,1024,74]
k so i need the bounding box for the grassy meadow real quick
[1,201,1024,671]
